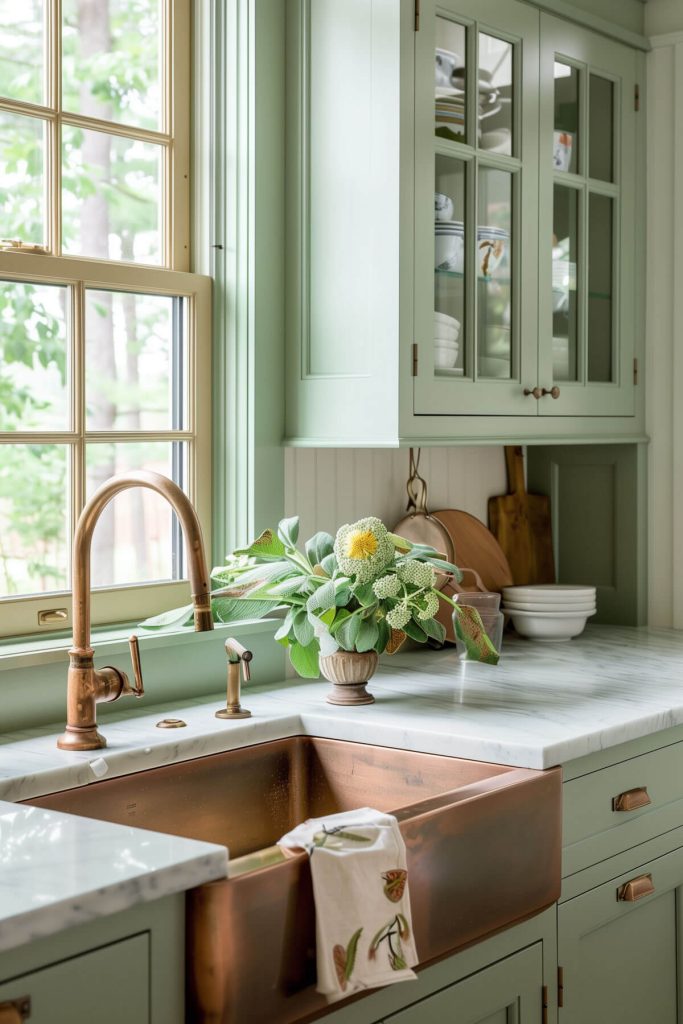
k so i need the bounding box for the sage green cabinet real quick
[284,0,644,446]
[381,944,544,1023]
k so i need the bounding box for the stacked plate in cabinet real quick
[502,585,596,642]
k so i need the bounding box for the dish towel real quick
[278,806,418,1003]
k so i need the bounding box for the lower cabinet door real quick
[0,933,150,1024]
[382,944,544,1024]
[559,844,683,1024]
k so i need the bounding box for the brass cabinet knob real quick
[523,386,543,399]
[617,873,655,902]
[613,786,651,812]
[541,386,561,399]
[0,996,31,1023]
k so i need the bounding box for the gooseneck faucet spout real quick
[58,470,213,751]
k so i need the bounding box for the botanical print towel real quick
[278,807,418,1003]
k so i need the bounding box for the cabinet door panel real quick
[0,934,149,1024]
[559,845,683,1024]
[414,0,539,417]
[386,944,543,1023]
[538,15,637,417]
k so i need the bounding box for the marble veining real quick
[3,625,683,951]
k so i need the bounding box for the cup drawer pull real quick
[0,996,31,1023]
[613,786,651,812]
[617,873,655,902]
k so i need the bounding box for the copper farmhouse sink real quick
[28,736,561,1024]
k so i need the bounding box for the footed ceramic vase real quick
[319,650,379,706]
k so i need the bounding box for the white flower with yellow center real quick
[334,516,395,583]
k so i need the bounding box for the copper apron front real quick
[27,736,562,1024]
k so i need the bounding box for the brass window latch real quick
[0,238,48,254]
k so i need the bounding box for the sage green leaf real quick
[233,528,286,560]
[269,576,310,598]
[345,928,363,981]
[274,610,294,641]
[307,579,336,614]
[293,609,315,647]
[353,582,376,607]
[309,611,339,656]
[335,582,352,607]
[139,603,194,630]
[402,617,427,643]
[422,616,447,643]
[334,612,361,651]
[320,552,338,577]
[288,639,320,678]
[278,516,300,548]
[374,616,390,654]
[305,531,335,566]
[211,595,280,622]
[356,617,379,653]
[230,560,294,587]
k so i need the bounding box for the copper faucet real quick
[57,470,213,751]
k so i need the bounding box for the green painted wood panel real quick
[558,843,683,1023]
[384,944,543,1023]
[0,934,149,1024]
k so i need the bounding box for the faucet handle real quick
[128,635,145,697]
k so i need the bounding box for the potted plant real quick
[142,516,498,704]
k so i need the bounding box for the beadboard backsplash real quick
[284,447,507,539]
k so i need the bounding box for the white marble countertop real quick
[3,623,683,953]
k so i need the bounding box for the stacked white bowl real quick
[502,584,597,642]
[434,311,461,369]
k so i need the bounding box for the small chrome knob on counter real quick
[216,638,253,720]
[523,386,543,399]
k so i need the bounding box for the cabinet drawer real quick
[563,741,683,876]
[0,933,149,1024]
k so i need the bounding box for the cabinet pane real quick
[589,74,615,182]
[553,61,579,174]
[552,186,579,382]
[588,193,613,382]
[478,33,512,156]
[435,18,466,144]
[434,155,465,377]
[477,167,512,380]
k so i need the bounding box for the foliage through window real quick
[0,0,211,637]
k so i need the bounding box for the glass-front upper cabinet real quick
[414,0,540,416]
[538,15,638,417]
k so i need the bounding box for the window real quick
[0,0,211,638]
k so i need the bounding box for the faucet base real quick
[215,707,252,720]
[57,726,107,751]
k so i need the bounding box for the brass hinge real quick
[633,357,638,385]
[414,0,420,31]
[542,984,549,1024]
[635,84,640,111]
[558,966,564,1008]
[412,343,418,376]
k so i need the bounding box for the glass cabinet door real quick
[538,15,638,417]
[413,0,539,417]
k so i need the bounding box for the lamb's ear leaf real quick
[278,516,300,548]
[274,610,294,641]
[211,596,280,622]
[233,528,286,560]
[139,603,195,630]
[320,553,338,577]
[305,531,335,566]
[333,612,361,651]
[292,608,315,647]
[353,582,376,607]
[356,618,379,653]
[306,579,336,614]
[288,639,320,678]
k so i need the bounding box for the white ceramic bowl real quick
[434,311,460,328]
[434,343,459,369]
[504,599,596,613]
[435,233,464,273]
[507,608,595,642]
[434,323,460,343]
[503,585,596,604]
[435,192,454,221]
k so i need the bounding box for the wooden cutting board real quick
[487,446,555,586]
[432,508,514,593]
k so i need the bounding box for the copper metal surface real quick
[156,718,188,729]
[613,786,651,812]
[57,470,213,752]
[28,736,561,1024]
[617,873,655,902]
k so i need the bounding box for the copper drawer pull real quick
[523,386,543,399]
[617,873,655,902]
[0,996,31,1023]
[613,786,651,812]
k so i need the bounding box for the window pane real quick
[553,61,578,174]
[552,186,579,382]
[85,290,183,431]
[588,193,613,382]
[0,111,46,246]
[62,0,162,131]
[435,18,466,144]
[589,74,614,182]
[0,444,68,597]
[0,0,46,105]
[62,125,163,264]
[86,441,186,588]
[0,281,69,430]
[477,167,512,380]
[478,33,512,156]
[434,155,465,376]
